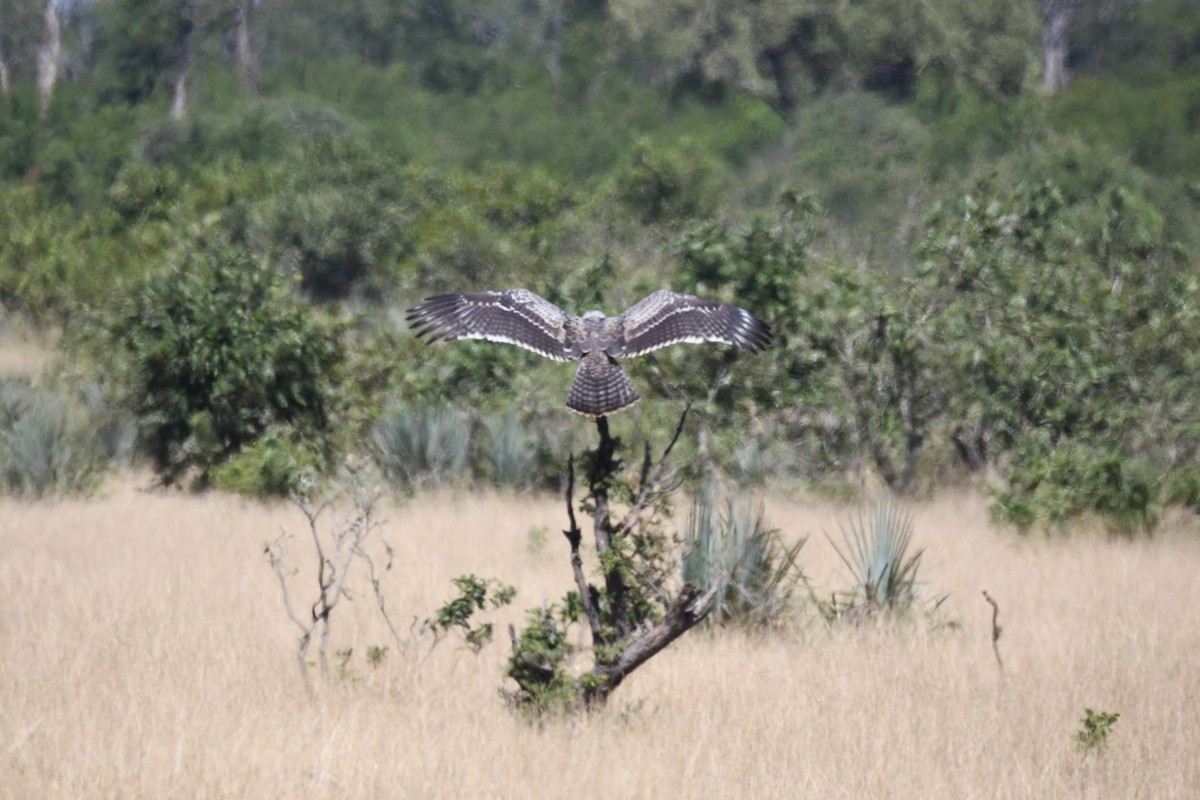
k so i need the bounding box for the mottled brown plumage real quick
[406,288,772,417]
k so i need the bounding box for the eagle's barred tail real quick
[567,352,640,418]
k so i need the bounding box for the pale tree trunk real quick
[235,0,259,95]
[1041,0,1077,93]
[171,9,195,120]
[37,0,61,115]
[0,2,11,96]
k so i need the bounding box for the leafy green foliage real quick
[994,438,1160,535]
[506,601,584,713]
[1075,708,1120,756]
[0,0,1197,532]
[209,428,324,498]
[84,248,345,487]
[430,575,517,654]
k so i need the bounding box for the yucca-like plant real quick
[825,496,927,619]
[480,408,537,488]
[0,378,107,497]
[683,483,805,627]
[371,402,471,488]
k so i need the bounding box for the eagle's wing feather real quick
[406,289,574,362]
[614,290,773,357]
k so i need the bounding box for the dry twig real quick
[982,590,1004,674]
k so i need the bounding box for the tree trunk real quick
[235,0,259,95]
[0,2,10,97]
[1041,0,1075,93]
[36,0,61,115]
[759,46,798,114]
[591,416,633,641]
[171,13,195,120]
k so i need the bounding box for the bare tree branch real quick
[983,590,1004,675]
[562,454,602,643]
[588,582,718,704]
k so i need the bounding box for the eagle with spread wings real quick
[406,289,773,418]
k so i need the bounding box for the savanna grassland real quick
[4,3,1200,796]
[3,480,1198,799]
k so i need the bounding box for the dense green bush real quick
[209,428,324,497]
[81,247,345,487]
[0,0,1196,527]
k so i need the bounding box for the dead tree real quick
[507,405,718,710]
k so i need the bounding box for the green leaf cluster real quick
[73,247,345,487]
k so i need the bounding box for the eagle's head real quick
[582,310,606,321]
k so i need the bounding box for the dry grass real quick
[2,476,1198,799]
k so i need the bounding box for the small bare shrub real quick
[266,464,512,686]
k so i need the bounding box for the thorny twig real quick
[615,402,691,538]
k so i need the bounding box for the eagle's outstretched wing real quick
[613,290,773,358]
[405,289,574,362]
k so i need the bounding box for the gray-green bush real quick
[0,378,109,497]
[683,484,805,627]
[371,402,472,489]
[823,497,937,620]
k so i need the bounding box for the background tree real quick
[77,244,346,488]
[35,0,59,114]
[1041,0,1079,92]
[234,0,258,94]
[0,1,10,95]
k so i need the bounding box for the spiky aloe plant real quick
[480,408,538,488]
[0,378,107,497]
[370,402,471,488]
[826,497,925,618]
[683,484,805,627]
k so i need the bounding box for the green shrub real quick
[993,437,1161,535]
[209,428,323,497]
[616,137,719,224]
[1075,708,1120,756]
[88,247,345,487]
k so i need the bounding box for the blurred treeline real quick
[1,0,1198,531]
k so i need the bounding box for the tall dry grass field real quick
[2,478,1198,798]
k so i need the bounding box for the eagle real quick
[406,289,773,418]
